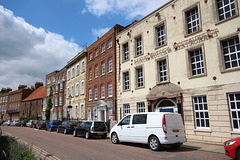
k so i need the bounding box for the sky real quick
[0,0,169,90]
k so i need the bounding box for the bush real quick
[0,135,38,160]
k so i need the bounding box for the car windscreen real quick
[52,121,60,125]
[94,122,105,128]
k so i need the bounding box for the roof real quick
[23,86,45,102]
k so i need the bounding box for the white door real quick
[130,114,147,143]
[116,115,131,141]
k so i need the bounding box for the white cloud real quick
[92,27,111,38]
[84,0,170,20]
[0,5,82,90]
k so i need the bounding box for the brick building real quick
[45,67,67,120]
[7,85,33,120]
[85,24,125,122]
[0,88,12,120]
[21,82,45,119]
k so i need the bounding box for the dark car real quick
[36,120,49,130]
[73,121,107,139]
[18,120,27,127]
[46,120,61,131]
[57,121,79,134]
[32,120,39,128]
[224,137,240,159]
[0,120,4,125]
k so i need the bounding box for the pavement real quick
[182,141,225,154]
[2,132,225,160]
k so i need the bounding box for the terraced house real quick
[65,49,87,121]
[116,0,240,144]
[0,88,12,120]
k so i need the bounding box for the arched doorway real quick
[154,99,178,113]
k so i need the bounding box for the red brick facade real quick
[85,24,125,121]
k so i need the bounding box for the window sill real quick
[230,131,240,135]
[184,29,202,38]
[188,73,207,79]
[215,14,239,26]
[194,129,212,133]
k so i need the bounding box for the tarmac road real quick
[1,126,227,160]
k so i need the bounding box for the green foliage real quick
[45,86,53,120]
[0,135,38,160]
[20,115,38,121]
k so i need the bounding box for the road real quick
[1,126,227,160]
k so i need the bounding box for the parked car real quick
[46,120,61,131]
[12,121,19,126]
[0,120,4,125]
[32,120,39,128]
[9,121,15,126]
[57,121,78,134]
[18,120,27,127]
[224,137,240,159]
[2,120,10,126]
[110,112,186,151]
[26,120,34,127]
[73,121,107,139]
[36,120,49,130]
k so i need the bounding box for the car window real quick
[94,122,105,128]
[132,114,147,124]
[119,115,131,125]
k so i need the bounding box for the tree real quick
[45,86,53,120]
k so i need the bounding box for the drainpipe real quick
[114,26,120,121]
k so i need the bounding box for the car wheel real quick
[73,130,77,137]
[149,136,161,151]
[56,128,59,133]
[236,148,240,160]
[64,129,67,134]
[111,132,119,144]
[85,131,90,139]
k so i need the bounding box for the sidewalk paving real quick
[182,141,225,154]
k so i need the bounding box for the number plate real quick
[173,129,179,132]
[97,133,104,135]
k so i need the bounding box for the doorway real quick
[155,99,178,113]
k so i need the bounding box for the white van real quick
[110,112,186,151]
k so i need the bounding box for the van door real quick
[165,114,186,143]
[130,114,147,143]
[117,115,131,141]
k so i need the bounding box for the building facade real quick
[7,85,33,120]
[0,88,12,120]
[45,68,67,121]
[85,25,125,122]
[116,0,240,144]
[65,49,87,121]
[21,83,45,120]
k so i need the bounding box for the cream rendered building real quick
[116,0,240,144]
[65,49,87,121]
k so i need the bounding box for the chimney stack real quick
[35,82,43,89]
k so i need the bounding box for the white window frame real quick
[94,86,98,100]
[137,102,145,113]
[123,42,129,61]
[101,84,105,99]
[75,83,79,96]
[89,68,92,81]
[67,69,70,80]
[75,104,78,119]
[228,93,240,131]
[156,24,166,47]
[108,57,112,73]
[193,95,210,129]
[215,0,237,22]
[108,38,112,48]
[136,36,142,56]
[136,67,144,88]
[89,88,92,101]
[76,63,80,75]
[67,87,70,98]
[123,71,130,90]
[81,60,85,73]
[95,65,98,78]
[123,103,130,116]
[95,48,98,57]
[102,43,105,53]
[71,85,74,97]
[88,108,91,120]
[101,61,105,75]
[108,82,112,97]
[80,80,85,95]
[80,103,84,119]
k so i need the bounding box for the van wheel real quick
[149,136,161,151]
[111,133,119,144]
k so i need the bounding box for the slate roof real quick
[22,86,45,101]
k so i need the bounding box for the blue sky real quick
[0,0,169,90]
